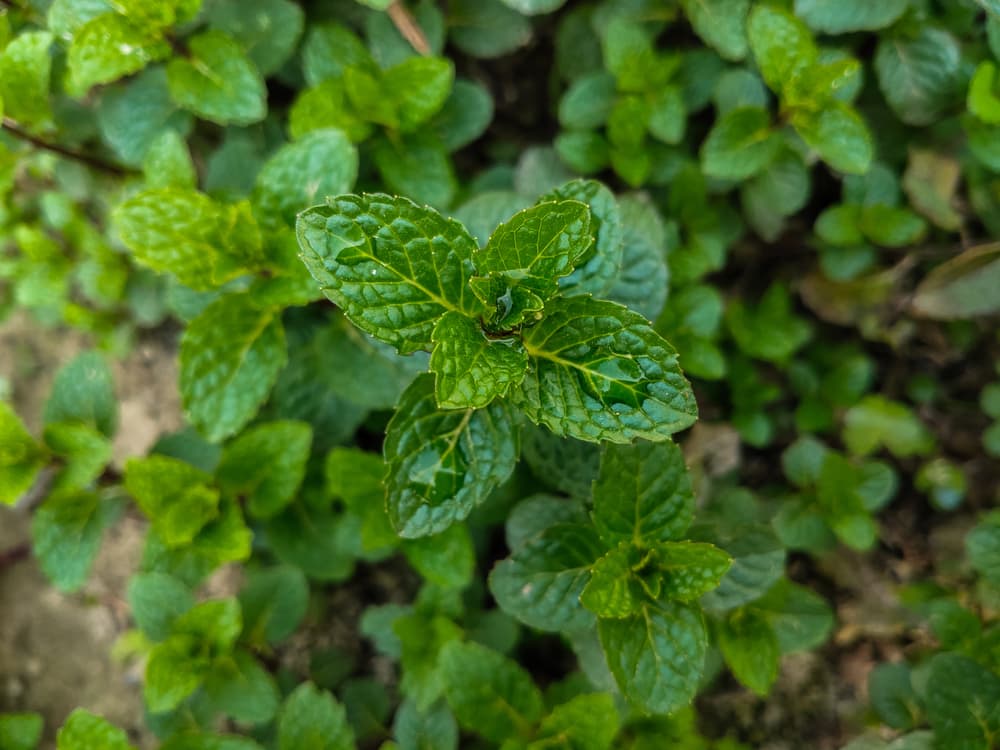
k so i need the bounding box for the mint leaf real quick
[239,566,309,644]
[67,14,168,97]
[433,78,494,151]
[924,653,1000,748]
[0,713,42,750]
[57,710,134,750]
[701,106,780,180]
[969,61,1000,125]
[580,542,648,619]
[216,421,312,519]
[266,504,356,582]
[397,613,462,709]
[179,294,287,442]
[746,6,816,93]
[790,103,873,175]
[874,28,962,126]
[253,129,359,230]
[32,491,118,593]
[384,375,518,537]
[515,297,698,444]
[795,0,908,33]
[505,493,589,549]
[44,352,117,438]
[125,455,219,546]
[470,200,592,328]
[167,31,267,125]
[203,650,280,725]
[558,72,616,130]
[490,522,603,631]
[302,22,374,86]
[1,402,46,506]
[297,194,483,354]
[751,579,833,653]
[440,641,543,743]
[681,0,749,61]
[726,283,812,363]
[966,515,1000,585]
[843,396,935,458]
[290,80,373,142]
[520,428,600,500]
[657,541,732,601]
[143,130,197,189]
[278,683,355,750]
[0,31,54,127]
[598,600,707,714]
[372,132,457,208]
[592,441,694,546]
[392,699,458,750]
[127,572,194,641]
[429,312,528,409]
[603,194,670,320]
[402,524,475,589]
[530,693,620,750]
[382,56,455,132]
[205,0,304,76]
[717,609,780,695]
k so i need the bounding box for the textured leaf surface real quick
[278,683,355,750]
[657,541,732,601]
[0,31,54,126]
[429,312,527,409]
[592,441,694,545]
[681,0,749,61]
[43,352,117,437]
[179,294,287,442]
[490,522,603,632]
[297,194,483,354]
[924,653,1000,749]
[580,543,648,619]
[440,641,543,743]
[384,375,518,538]
[125,455,219,546]
[598,601,707,714]
[747,5,816,92]
[874,29,962,126]
[791,103,873,175]
[701,106,779,180]
[604,194,670,320]
[68,15,168,97]
[57,709,135,750]
[515,297,697,444]
[32,491,118,593]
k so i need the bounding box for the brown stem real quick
[2,118,137,177]
[387,1,430,55]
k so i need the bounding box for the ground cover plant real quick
[0,0,999,748]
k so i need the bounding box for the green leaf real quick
[515,297,698,444]
[912,244,1000,319]
[657,541,732,602]
[204,0,304,76]
[543,180,624,298]
[700,526,786,612]
[0,403,45,506]
[498,0,565,14]
[581,542,649,619]
[43,421,111,494]
[253,130,358,230]
[0,713,43,750]
[160,734,264,750]
[372,132,457,209]
[842,396,935,458]
[143,130,197,190]
[924,653,1000,749]
[604,193,670,320]
[592,441,694,546]
[440,641,544,743]
[278,683,355,750]
[750,579,833,653]
[815,204,863,246]
[701,107,780,180]
[301,22,374,87]
[647,86,686,145]
[450,0,532,59]
[203,650,279,725]
[325,446,394,552]
[432,78,494,151]
[44,352,117,438]
[874,28,962,126]
[598,601,707,714]
[681,0,749,61]
[726,283,812,363]
[969,62,1000,125]
[529,693,620,750]
[239,565,309,644]
[179,294,287,442]
[383,56,455,132]
[266,504,357,582]
[57,710,134,750]
[490,522,603,632]
[471,200,592,329]
[717,609,780,696]
[967,516,1000,585]
[0,31,53,127]
[402,524,474,589]
[67,14,168,97]
[31,491,117,593]
[858,205,927,247]
[392,699,458,750]
[790,103,873,175]
[505,492,589,547]
[127,572,194,641]
[167,31,266,125]
[746,5,816,93]
[397,613,462,709]
[290,80,373,143]
[558,72,616,130]
[125,455,219,546]
[868,663,920,730]
[429,312,528,409]
[297,194,482,355]
[384,375,518,538]
[216,421,311,519]
[795,0,908,33]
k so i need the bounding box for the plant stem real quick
[2,118,137,177]
[387,1,430,55]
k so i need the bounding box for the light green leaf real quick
[657,541,732,602]
[791,102,873,175]
[203,650,279,725]
[592,441,694,546]
[204,0,304,76]
[372,132,457,209]
[0,31,53,127]
[402,524,475,589]
[216,421,312,519]
[471,200,592,328]
[125,455,219,546]
[558,72,616,130]
[515,297,698,444]
[396,613,462,709]
[967,516,1000,585]
[31,491,118,593]
[301,22,374,87]
[970,61,1000,125]
[440,641,544,743]
[167,31,266,125]
[143,130,197,190]
[297,194,482,355]
[385,375,518,538]
[0,713,43,750]
[383,56,455,132]
[717,609,780,695]
[598,601,707,714]
[746,5,816,93]
[681,0,749,61]
[429,312,528,409]
[751,579,833,653]
[795,0,908,33]
[44,352,117,438]
[57,710,134,750]
[239,565,309,644]
[179,294,287,443]
[253,129,358,230]
[289,80,373,142]
[874,28,962,126]
[67,14,168,97]
[647,86,686,144]
[1,403,45,506]
[701,106,780,180]
[392,699,458,750]
[726,282,812,363]
[843,395,934,458]
[858,205,927,247]
[580,542,649,619]
[490,522,603,632]
[127,572,194,641]
[529,693,620,750]
[278,683,356,750]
